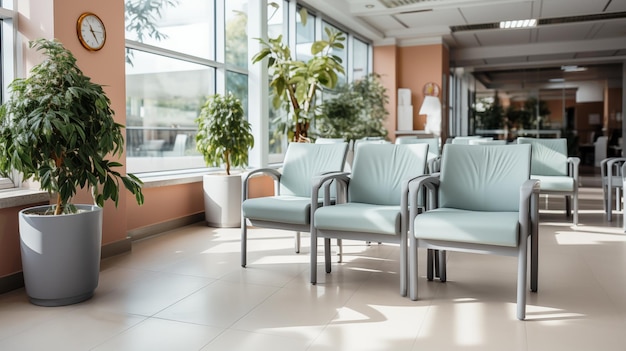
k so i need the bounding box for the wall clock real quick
[423,82,440,97]
[77,12,106,51]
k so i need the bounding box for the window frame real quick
[0,1,19,189]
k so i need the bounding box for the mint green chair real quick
[468,139,507,145]
[395,137,440,173]
[311,143,429,296]
[408,144,539,320]
[517,137,580,224]
[601,157,626,221]
[241,142,349,267]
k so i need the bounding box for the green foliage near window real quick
[475,91,505,130]
[124,0,178,64]
[0,39,144,215]
[316,73,389,141]
[195,93,254,175]
[124,0,178,42]
[252,27,345,142]
[506,97,551,130]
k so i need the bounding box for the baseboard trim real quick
[101,238,132,259]
[127,213,205,241]
[0,272,24,295]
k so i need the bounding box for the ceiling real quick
[303,0,626,100]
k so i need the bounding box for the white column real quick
[247,0,269,167]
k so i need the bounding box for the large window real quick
[125,0,370,173]
[125,0,248,174]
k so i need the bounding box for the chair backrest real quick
[451,136,485,145]
[594,136,608,167]
[439,144,531,211]
[349,143,428,206]
[395,137,440,160]
[279,142,348,197]
[517,137,568,176]
[315,137,345,144]
[468,139,507,145]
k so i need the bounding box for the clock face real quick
[77,13,106,51]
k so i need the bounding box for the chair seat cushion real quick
[413,208,520,247]
[242,196,313,225]
[531,175,574,192]
[314,203,401,235]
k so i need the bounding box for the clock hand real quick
[88,23,99,44]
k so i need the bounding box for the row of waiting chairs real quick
[238,137,569,320]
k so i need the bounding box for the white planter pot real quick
[19,204,103,306]
[203,174,242,228]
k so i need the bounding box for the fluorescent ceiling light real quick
[549,78,565,83]
[561,65,587,72]
[499,18,536,29]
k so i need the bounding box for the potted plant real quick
[0,39,144,306]
[195,93,254,227]
[252,26,345,142]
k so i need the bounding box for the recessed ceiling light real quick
[365,4,374,9]
[499,19,537,29]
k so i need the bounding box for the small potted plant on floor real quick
[195,93,254,227]
[0,39,144,306]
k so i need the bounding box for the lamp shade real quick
[420,96,442,136]
[419,96,441,115]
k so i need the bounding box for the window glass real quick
[125,0,215,60]
[225,0,248,70]
[353,37,369,81]
[268,0,288,40]
[125,49,214,173]
[226,70,248,116]
[295,7,315,62]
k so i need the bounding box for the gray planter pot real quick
[203,174,242,228]
[19,204,103,306]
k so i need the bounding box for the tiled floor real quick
[1,175,625,350]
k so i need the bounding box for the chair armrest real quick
[311,172,351,207]
[407,175,440,219]
[566,157,580,183]
[427,156,441,173]
[242,168,282,200]
[519,179,540,238]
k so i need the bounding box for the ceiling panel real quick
[395,8,466,27]
[475,28,533,46]
[607,1,626,12]
[459,1,534,23]
[485,55,530,65]
[536,22,595,42]
[575,50,621,59]
[593,20,626,38]
[360,14,406,31]
[450,32,481,46]
[527,53,577,62]
[538,1,607,18]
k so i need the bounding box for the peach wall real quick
[373,45,398,140]
[398,45,445,131]
[374,44,449,141]
[0,203,48,277]
[126,183,204,231]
